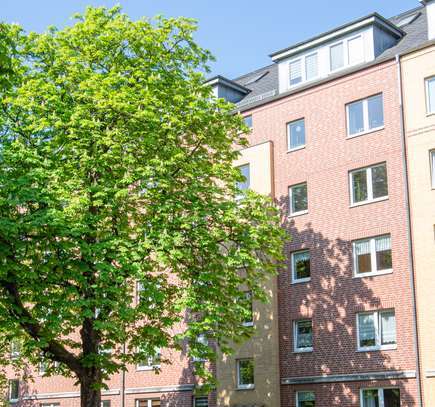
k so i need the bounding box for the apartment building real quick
[6,2,435,407]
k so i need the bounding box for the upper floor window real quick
[330,42,344,71]
[10,339,20,359]
[291,250,311,283]
[426,76,435,114]
[136,347,161,370]
[237,358,254,389]
[297,391,315,407]
[357,310,396,351]
[236,164,250,192]
[347,94,384,136]
[287,119,306,151]
[242,291,254,327]
[350,163,388,206]
[294,319,313,352]
[289,182,308,216]
[8,379,19,401]
[289,53,319,87]
[431,150,435,189]
[136,399,161,407]
[244,115,253,129]
[361,388,400,407]
[348,35,364,65]
[353,235,392,277]
[192,334,209,362]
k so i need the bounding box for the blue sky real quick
[1,0,419,78]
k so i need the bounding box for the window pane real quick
[244,115,252,128]
[243,291,253,324]
[101,401,110,407]
[352,169,368,203]
[362,389,380,407]
[195,397,209,407]
[375,235,392,271]
[238,359,254,386]
[427,77,435,114]
[236,164,250,191]
[290,60,302,86]
[330,43,344,71]
[358,313,376,348]
[380,311,396,345]
[288,119,306,149]
[348,36,364,65]
[371,164,388,199]
[305,53,318,81]
[383,389,400,407]
[296,320,313,349]
[298,391,315,407]
[367,94,384,129]
[291,183,308,214]
[355,239,372,274]
[9,380,19,400]
[431,151,435,189]
[293,251,310,280]
[348,100,365,135]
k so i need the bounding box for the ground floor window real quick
[361,388,400,407]
[40,404,60,407]
[135,399,160,407]
[194,396,208,406]
[101,401,110,407]
[296,391,315,407]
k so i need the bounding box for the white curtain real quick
[355,239,370,255]
[375,235,391,252]
[305,53,318,81]
[381,311,396,345]
[290,60,302,85]
[358,313,375,343]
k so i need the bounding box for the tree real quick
[0,7,285,407]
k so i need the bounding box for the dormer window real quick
[330,42,344,71]
[348,35,364,65]
[289,53,319,88]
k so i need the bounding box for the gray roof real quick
[227,5,429,113]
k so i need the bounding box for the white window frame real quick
[296,391,315,407]
[242,291,254,327]
[136,347,161,371]
[41,404,60,407]
[426,76,435,115]
[360,387,400,407]
[293,320,313,353]
[288,52,319,88]
[430,150,435,189]
[135,400,160,407]
[356,310,397,352]
[352,234,392,278]
[329,40,345,72]
[192,334,208,362]
[236,358,255,390]
[289,182,308,217]
[291,250,311,284]
[329,34,364,74]
[8,379,19,402]
[349,163,388,206]
[346,94,384,137]
[287,118,306,152]
[101,401,111,407]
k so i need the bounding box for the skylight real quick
[396,12,420,28]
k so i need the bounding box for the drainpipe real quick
[395,54,423,407]
[121,343,126,407]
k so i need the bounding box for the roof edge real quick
[205,75,251,94]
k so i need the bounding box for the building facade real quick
[6,1,435,407]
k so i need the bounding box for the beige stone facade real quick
[401,43,435,406]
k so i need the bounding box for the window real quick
[350,163,388,205]
[330,42,344,71]
[289,182,308,216]
[40,404,60,407]
[192,334,209,362]
[361,388,400,407]
[291,250,311,283]
[136,400,160,407]
[289,59,302,86]
[431,150,435,189]
[9,379,19,401]
[137,347,161,370]
[347,94,384,136]
[357,310,396,351]
[242,291,254,327]
[426,76,435,114]
[297,391,315,407]
[237,359,254,389]
[244,115,253,129]
[194,397,209,407]
[287,119,306,150]
[353,235,392,277]
[236,164,250,192]
[10,339,20,359]
[101,401,111,407]
[294,320,313,352]
[305,53,318,81]
[348,36,364,65]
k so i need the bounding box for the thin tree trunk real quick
[80,373,101,407]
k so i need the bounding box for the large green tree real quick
[0,7,285,407]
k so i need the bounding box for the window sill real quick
[426,111,435,117]
[289,210,308,218]
[346,126,385,139]
[293,348,313,354]
[353,269,393,279]
[357,345,397,352]
[291,278,311,285]
[349,196,388,208]
[287,145,306,153]
[237,385,255,391]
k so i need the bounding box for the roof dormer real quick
[205,75,250,103]
[271,13,405,94]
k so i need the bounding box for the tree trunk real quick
[80,373,102,407]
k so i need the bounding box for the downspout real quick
[395,54,423,407]
[121,343,126,407]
